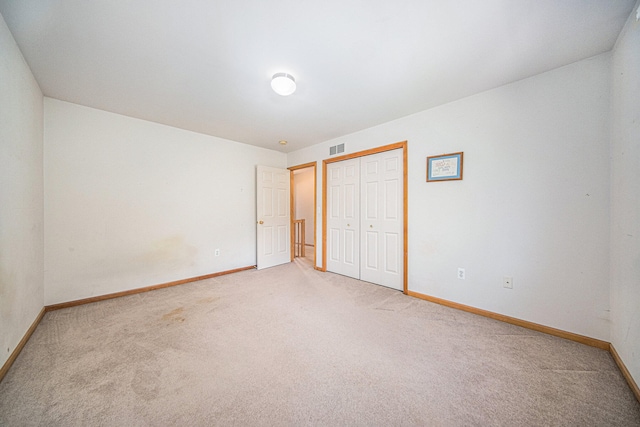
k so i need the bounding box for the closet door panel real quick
[364,230,379,269]
[326,158,360,279]
[384,232,400,274]
[326,148,403,290]
[360,149,403,290]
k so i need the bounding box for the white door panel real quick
[326,158,360,279]
[257,165,291,270]
[329,227,341,262]
[344,228,357,266]
[384,232,399,273]
[364,231,378,269]
[385,179,399,219]
[326,148,403,291]
[360,149,403,290]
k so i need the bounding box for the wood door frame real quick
[322,141,408,294]
[288,162,317,268]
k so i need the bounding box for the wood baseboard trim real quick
[610,344,640,404]
[410,289,640,403]
[0,307,46,384]
[406,290,610,350]
[45,266,256,312]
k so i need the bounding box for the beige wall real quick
[0,14,44,369]
[289,53,612,341]
[44,99,286,305]
[294,167,315,246]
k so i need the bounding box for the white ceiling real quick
[0,1,635,153]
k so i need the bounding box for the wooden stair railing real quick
[293,219,305,258]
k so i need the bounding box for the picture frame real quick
[426,152,463,182]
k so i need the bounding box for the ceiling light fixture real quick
[271,73,296,96]
[279,140,288,145]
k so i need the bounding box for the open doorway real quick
[289,162,316,267]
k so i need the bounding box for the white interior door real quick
[326,158,360,279]
[360,149,403,290]
[256,165,291,270]
[326,149,404,290]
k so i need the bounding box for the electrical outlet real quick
[457,268,465,280]
[503,276,513,289]
[215,249,220,256]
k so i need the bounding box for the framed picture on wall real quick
[427,152,463,182]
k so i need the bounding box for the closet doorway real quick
[322,141,408,293]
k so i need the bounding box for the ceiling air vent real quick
[329,143,345,156]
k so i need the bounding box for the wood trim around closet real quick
[322,141,408,294]
[289,168,294,262]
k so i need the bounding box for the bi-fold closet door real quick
[327,148,403,291]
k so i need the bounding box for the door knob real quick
[258,220,264,224]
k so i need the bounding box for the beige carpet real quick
[1,256,639,426]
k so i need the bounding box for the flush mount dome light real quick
[271,73,296,96]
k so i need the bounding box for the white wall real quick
[0,14,44,368]
[288,53,612,341]
[293,168,315,245]
[610,1,640,387]
[44,99,286,305]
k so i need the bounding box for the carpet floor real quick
[1,256,639,426]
